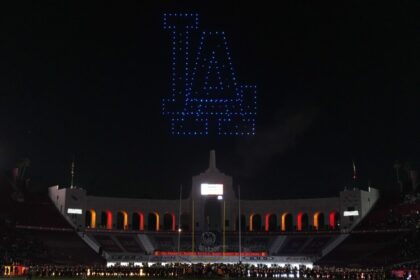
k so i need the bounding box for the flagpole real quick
[177,185,182,262]
[70,158,75,188]
[223,200,226,256]
[352,161,357,180]
[238,185,242,263]
[192,199,195,253]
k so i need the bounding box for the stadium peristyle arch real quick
[85,209,96,228]
[297,212,309,231]
[249,213,262,231]
[329,211,340,230]
[131,212,144,230]
[117,210,128,230]
[162,13,257,136]
[265,213,277,232]
[281,213,293,231]
[148,212,160,231]
[314,212,325,230]
[100,210,113,230]
[163,213,176,231]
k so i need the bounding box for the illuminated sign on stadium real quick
[201,183,223,195]
[343,210,359,217]
[67,208,83,215]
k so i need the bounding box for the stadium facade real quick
[48,150,379,265]
[50,150,378,234]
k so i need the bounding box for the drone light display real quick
[162,13,257,136]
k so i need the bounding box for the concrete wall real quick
[241,197,340,231]
[50,185,378,232]
[49,185,87,229]
[339,187,380,230]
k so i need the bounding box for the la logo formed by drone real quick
[162,13,257,136]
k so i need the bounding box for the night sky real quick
[0,1,419,199]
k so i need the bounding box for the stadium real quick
[1,1,420,279]
[1,151,419,279]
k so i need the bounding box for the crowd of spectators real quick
[2,262,414,279]
[358,194,420,231]
[0,219,48,265]
[403,193,420,204]
[396,231,420,262]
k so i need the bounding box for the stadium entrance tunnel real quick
[314,212,325,230]
[85,209,96,228]
[131,212,144,230]
[281,213,293,231]
[249,213,262,231]
[101,210,113,229]
[117,211,128,230]
[163,213,176,231]
[148,212,160,231]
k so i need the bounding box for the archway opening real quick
[250,214,262,231]
[148,212,160,231]
[297,212,309,231]
[85,209,96,228]
[117,211,128,230]
[163,213,176,231]
[101,210,112,229]
[132,212,144,230]
[314,212,325,230]
[281,213,293,231]
[265,213,277,231]
[329,211,340,230]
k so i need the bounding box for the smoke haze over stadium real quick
[0,1,419,199]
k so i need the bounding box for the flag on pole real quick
[352,161,357,180]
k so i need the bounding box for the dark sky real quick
[0,1,419,199]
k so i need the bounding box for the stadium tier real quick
[0,173,105,266]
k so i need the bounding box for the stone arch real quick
[313,212,325,230]
[265,213,277,231]
[281,213,293,231]
[85,209,96,228]
[163,213,176,231]
[329,211,340,230]
[117,210,128,230]
[249,213,262,231]
[148,212,160,231]
[132,212,144,230]
[100,210,113,229]
[297,212,309,231]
